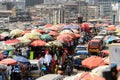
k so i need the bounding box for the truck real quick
[109,43,120,66]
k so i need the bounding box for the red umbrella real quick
[0,58,17,65]
[30,40,46,46]
[57,34,73,42]
[45,24,53,28]
[80,23,90,32]
[5,39,20,45]
[48,31,58,36]
[82,56,105,69]
[74,72,105,80]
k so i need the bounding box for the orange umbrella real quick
[48,31,58,36]
[74,72,105,80]
[82,56,105,69]
[45,24,53,28]
[57,34,73,42]
[106,27,116,31]
[74,34,80,38]
[0,58,17,65]
[31,40,46,46]
[21,31,30,35]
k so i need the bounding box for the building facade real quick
[97,0,119,19]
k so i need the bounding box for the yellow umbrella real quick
[10,29,23,36]
[23,33,40,39]
[115,28,120,33]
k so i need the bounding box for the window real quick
[31,64,38,70]
[89,42,99,46]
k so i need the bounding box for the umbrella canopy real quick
[60,30,74,35]
[63,25,79,29]
[45,24,53,28]
[40,34,53,41]
[115,28,120,33]
[23,33,40,40]
[82,56,105,69]
[0,32,10,37]
[74,72,105,80]
[106,26,116,31]
[10,29,23,36]
[17,37,31,44]
[116,32,120,36]
[31,40,46,46]
[47,41,63,47]
[71,29,79,34]
[5,39,20,45]
[57,34,73,43]
[21,31,30,35]
[48,31,58,36]
[2,45,15,51]
[0,58,17,65]
[74,34,80,38]
[91,65,110,77]
[14,56,30,64]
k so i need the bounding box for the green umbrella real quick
[41,34,53,41]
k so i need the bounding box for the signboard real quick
[110,43,120,66]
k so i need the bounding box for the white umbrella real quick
[91,65,110,77]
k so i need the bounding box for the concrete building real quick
[97,0,118,19]
[87,5,98,19]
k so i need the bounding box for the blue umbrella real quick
[14,56,30,64]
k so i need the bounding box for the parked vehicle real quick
[29,60,41,78]
[74,45,89,68]
[88,36,105,54]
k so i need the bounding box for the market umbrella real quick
[5,39,20,45]
[0,58,17,65]
[57,34,73,43]
[91,65,110,77]
[31,40,46,46]
[116,32,120,36]
[21,31,30,35]
[10,29,23,37]
[23,33,40,40]
[74,34,80,38]
[45,24,53,28]
[73,72,105,80]
[60,30,74,35]
[14,56,30,64]
[48,31,58,36]
[40,34,53,41]
[115,28,120,33]
[71,29,79,34]
[52,40,63,47]
[17,37,31,44]
[82,56,105,69]
[2,45,15,51]
[106,26,116,31]
[0,32,10,37]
